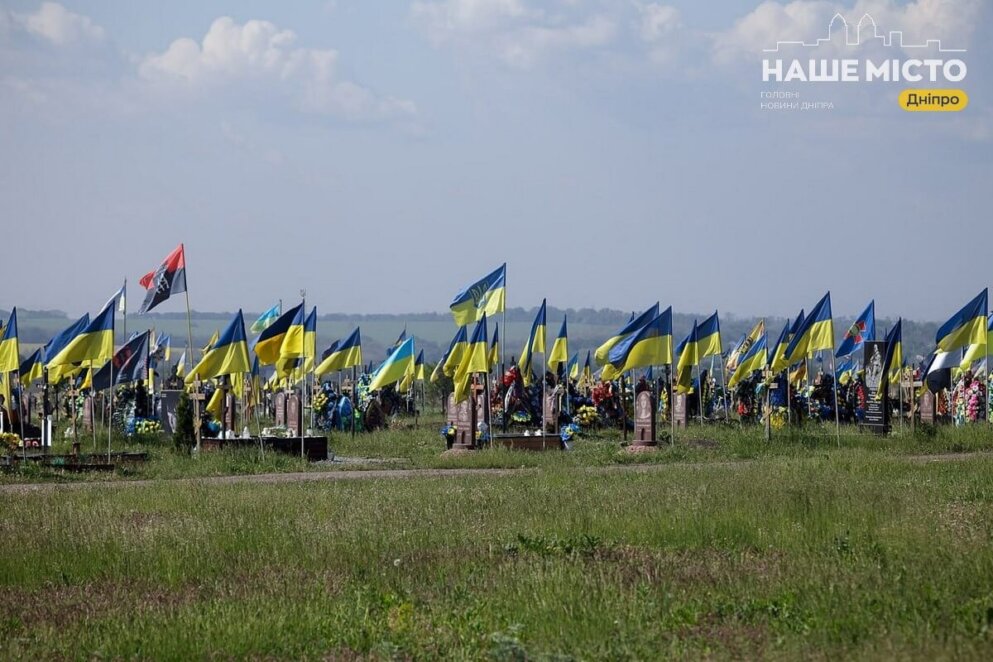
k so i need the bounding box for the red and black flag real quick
[92,330,150,392]
[138,244,187,314]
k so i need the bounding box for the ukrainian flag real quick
[960,315,993,370]
[450,264,506,327]
[567,353,579,379]
[369,337,415,392]
[432,326,466,383]
[443,326,470,378]
[488,323,500,369]
[399,349,426,392]
[595,303,658,365]
[302,307,317,372]
[769,321,792,373]
[47,299,116,367]
[726,319,764,372]
[784,292,833,365]
[315,327,363,377]
[184,310,251,384]
[518,300,546,385]
[454,315,489,402]
[675,321,699,394]
[547,316,569,371]
[255,302,303,365]
[0,308,19,374]
[883,319,903,383]
[696,311,722,359]
[728,333,768,388]
[175,349,186,378]
[250,303,282,334]
[936,289,987,353]
[19,348,43,385]
[278,305,307,360]
[602,307,673,381]
[581,350,593,383]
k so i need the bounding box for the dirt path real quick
[0,451,989,495]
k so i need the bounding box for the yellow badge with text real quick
[899,89,968,112]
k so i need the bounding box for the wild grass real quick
[0,452,992,658]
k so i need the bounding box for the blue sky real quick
[1,0,990,321]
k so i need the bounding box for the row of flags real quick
[3,253,992,407]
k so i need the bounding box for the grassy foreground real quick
[1,451,992,659]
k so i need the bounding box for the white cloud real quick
[18,1,105,46]
[714,0,981,64]
[139,16,415,120]
[411,0,617,68]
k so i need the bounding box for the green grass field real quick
[1,424,993,659]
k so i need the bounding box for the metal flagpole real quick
[830,352,840,446]
[108,360,114,463]
[300,292,306,459]
[350,365,356,437]
[669,366,675,445]
[90,360,96,450]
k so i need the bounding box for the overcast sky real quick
[1,0,990,322]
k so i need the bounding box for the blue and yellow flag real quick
[696,311,722,359]
[836,300,875,358]
[518,300,546,385]
[728,333,768,388]
[443,326,471,378]
[454,315,489,403]
[432,326,466,383]
[883,319,903,384]
[450,264,506,326]
[47,298,116,367]
[184,310,251,384]
[784,292,833,364]
[595,303,659,365]
[769,321,792,373]
[369,337,415,391]
[602,307,673,381]
[19,348,43,385]
[567,352,579,379]
[581,350,593,383]
[255,302,303,365]
[960,314,993,371]
[250,303,282,334]
[399,349,426,392]
[0,308,19,374]
[488,323,500,369]
[725,319,764,372]
[303,307,317,371]
[315,327,362,376]
[675,321,699,394]
[547,316,569,371]
[278,305,307,361]
[936,289,987,353]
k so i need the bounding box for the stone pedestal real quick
[673,393,688,429]
[274,391,286,427]
[919,391,935,425]
[633,390,657,445]
[286,393,303,436]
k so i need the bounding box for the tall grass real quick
[0,453,992,658]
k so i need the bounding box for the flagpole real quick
[90,359,96,451]
[501,307,508,433]
[300,293,306,460]
[718,353,730,421]
[350,365,356,438]
[669,366,675,445]
[108,360,114,463]
[830,352,840,446]
[15,369,26,462]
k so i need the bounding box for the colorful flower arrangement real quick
[574,405,599,427]
[559,423,579,442]
[952,373,986,425]
[511,411,530,424]
[440,424,456,443]
[658,389,669,421]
